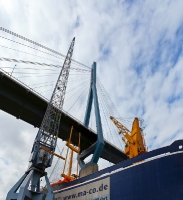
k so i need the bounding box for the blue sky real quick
[0,0,183,199]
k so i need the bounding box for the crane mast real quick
[6,38,75,200]
[110,116,147,158]
[29,37,75,170]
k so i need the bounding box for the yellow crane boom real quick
[40,146,65,160]
[110,116,147,158]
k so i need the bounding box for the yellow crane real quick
[61,126,81,182]
[50,126,81,188]
[110,116,147,158]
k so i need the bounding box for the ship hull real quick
[53,140,183,200]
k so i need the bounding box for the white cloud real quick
[0,0,183,199]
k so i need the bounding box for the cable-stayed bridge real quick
[0,70,127,163]
[0,27,130,184]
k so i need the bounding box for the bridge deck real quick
[0,71,128,164]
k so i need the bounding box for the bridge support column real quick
[78,62,104,176]
[79,163,98,178]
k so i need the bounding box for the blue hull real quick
[54,140,183,200]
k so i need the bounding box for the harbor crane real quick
[110,116,147,158]
[6,37,75,200]
[50,126,81,187]
[61,126,80,182]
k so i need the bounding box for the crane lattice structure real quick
[6,37,75,200]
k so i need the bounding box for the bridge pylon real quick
[78,62,104,177]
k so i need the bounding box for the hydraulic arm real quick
[110,116,147,158]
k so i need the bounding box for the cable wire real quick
[0,27,91,69]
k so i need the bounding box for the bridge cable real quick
[75,88,89,119]
[37,80,86,94]
[0,27,90,69]
[0,66,91,74]
[0,57,92,73]
[96,78,124,150]
[97,82,123,150]
[97,82,124,149]
[64,82,90,105]
[49,147,65,181]
[67,84,90,113]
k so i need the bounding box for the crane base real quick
[6,168,53,200]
